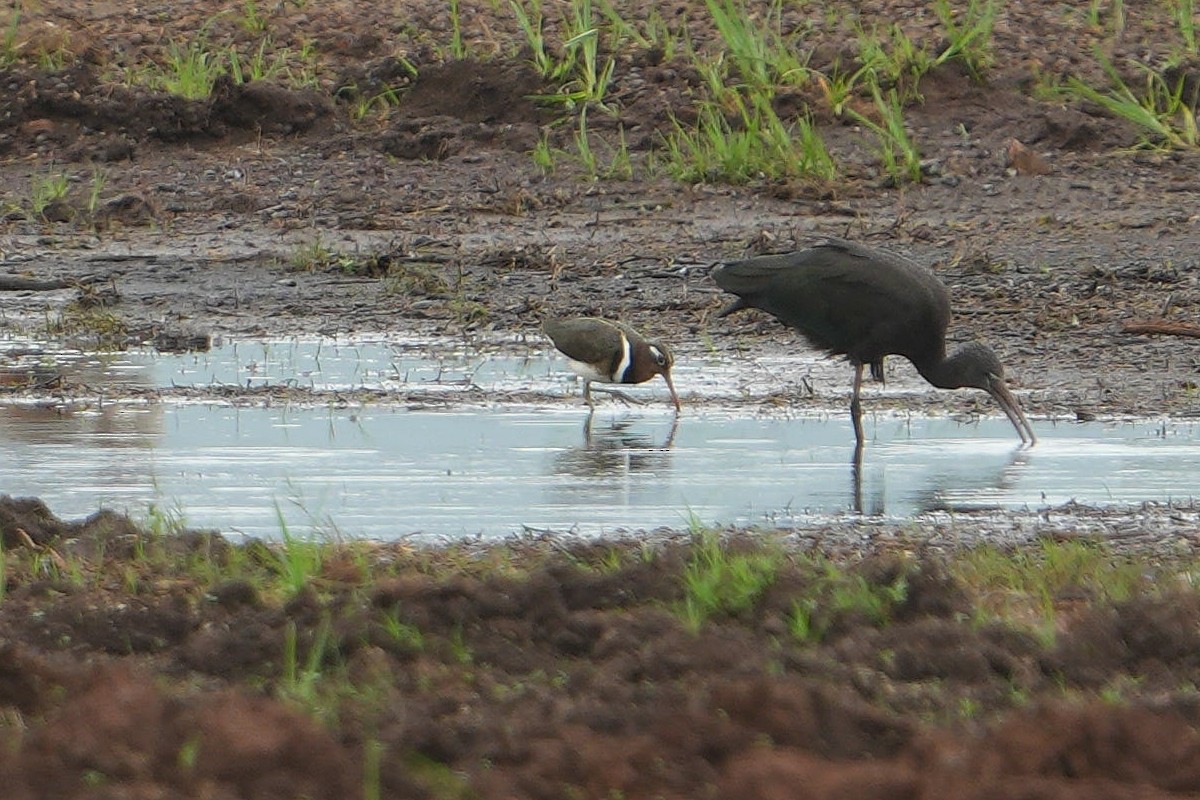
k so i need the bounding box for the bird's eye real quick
[651,347,667,366]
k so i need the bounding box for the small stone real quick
[1004,138,1053,176]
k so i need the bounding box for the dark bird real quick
[712,238,1036,447]
[544,317,681,412]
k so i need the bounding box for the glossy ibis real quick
[544,317,681,412]
[712,238,1035,446]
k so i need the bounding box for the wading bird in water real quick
[712,238,1036,449]
[544,317,681,412]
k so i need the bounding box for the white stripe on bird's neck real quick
[563,332,634,385]
[612,332,633,383]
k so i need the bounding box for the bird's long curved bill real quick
[662,371,681,413]
[988,379,1037,445]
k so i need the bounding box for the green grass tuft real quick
[848,84,924,184]
[933,0,998,81]
[1168,0,1197,54]
[662,92,836,186]
[0,7,20,66]
[789,559,910,644]
[275,504,324,596]
[161,35,225,99]
[703,0,811,92]
[952,538,1149,637]
[30,170,71,218]
[679,531,781,632]
[1063,49,1199,149]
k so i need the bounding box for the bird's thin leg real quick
[583,379,595,408]
[850,362,866,446]
[589,386,646,406]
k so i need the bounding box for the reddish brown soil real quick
[4,1,1200,797]
[5,496,1200,800]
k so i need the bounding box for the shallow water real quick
[3,336,1197,539]
[1,398,1197,540]
[0,336,833,402]
[2,336,552,394]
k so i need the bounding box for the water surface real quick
[1,401,1195,540]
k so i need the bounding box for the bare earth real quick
[3,0,1200,797]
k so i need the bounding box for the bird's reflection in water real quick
[914,448,1032,513]
[552,413,678,479]
[849,443,1031,516]
[851,445,870,515]
[849,445,895,516]
[911,447,1032,514]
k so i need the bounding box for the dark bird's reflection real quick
[851,446,870,516]
[552,413,678,479]
[908,447,1032,515]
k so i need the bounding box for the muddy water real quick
[2,338,1198,540]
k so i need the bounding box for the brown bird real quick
[712,238,1035,447]
[544,317,681,412]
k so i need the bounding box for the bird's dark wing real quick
[713,242,950,364]
[543,317,626,364]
